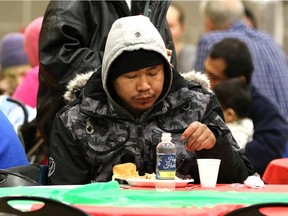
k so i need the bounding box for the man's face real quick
[167,6,184,43]
[113,64,165,116]
[3,65,31,95]
[204,57,228,89]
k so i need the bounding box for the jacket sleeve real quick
[39,1,104,86]
[245,86,288,175]
[196,93,255,183]
[37,1,109,139]
[48,111,91,185]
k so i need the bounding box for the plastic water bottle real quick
[156,132,176,191]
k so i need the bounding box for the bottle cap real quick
[161,132,172,141]
[162,132,171,137]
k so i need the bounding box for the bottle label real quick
[157,170,175,179]
[157,154,176,180]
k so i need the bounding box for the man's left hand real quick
[180,121,216,151]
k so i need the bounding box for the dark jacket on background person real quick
[47,16,254,185]
[37,0,176,143]
[246,85,288,175]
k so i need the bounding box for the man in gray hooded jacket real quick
[48,15,254,185]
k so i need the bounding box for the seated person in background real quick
[11,17,45,164]
[13,16,44,108]
[0,96,36,133]
[0,32,31,96]
[204,37,288,176]
[0,109,29,169]
[214,78,253,149]
[166,3,196,73]
[194,0,288,121]
[47,15,254,185]
[0,32,35,132]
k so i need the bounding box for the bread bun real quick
[112,162,139,180]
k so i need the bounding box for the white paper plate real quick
[126,178,194,188]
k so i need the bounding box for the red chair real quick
[224,202,288,216]
[262,158,288,184]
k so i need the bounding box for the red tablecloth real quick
[71,184,288,216]
[75,204,246,216]
[262,158,288,184]
[74,204,288,216]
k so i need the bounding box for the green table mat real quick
[0,181,288,208]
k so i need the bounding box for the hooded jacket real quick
[37,0,176,142]
[48,16,254,185]
[12,17,43,108]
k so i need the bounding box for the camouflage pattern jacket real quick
[48,69,254,185]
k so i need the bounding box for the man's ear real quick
[223,108,238,123]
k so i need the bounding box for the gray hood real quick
[63,17,211,103]
[101,15,172,105]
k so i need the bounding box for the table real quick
[0,182,288,216]
[262,158,288,184]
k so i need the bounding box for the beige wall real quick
[0,1,287,54]
[0,1,49,36]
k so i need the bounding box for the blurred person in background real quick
[194,0,288,121]
[0,109,28,169]
[12,17,45,164]
[0,32,30,96]
[203,38,288,175]
[166,2,196,73]
[214,78,253,149]
[12,16,43,109]
[0,32,36,132]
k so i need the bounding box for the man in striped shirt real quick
[194,0,288,120]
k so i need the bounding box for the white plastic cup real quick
[197,159,221,187]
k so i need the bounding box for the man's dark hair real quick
[209,38,254,84]
[214,78,251,118]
